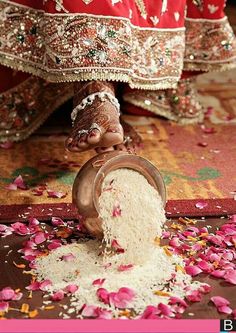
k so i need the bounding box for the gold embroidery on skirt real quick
[184,17,236,71]
[134,0,147,19]
[0,1,185,89]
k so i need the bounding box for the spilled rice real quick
[32,168,206,318]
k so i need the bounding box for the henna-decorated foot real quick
[96,118,143,154]
[66,81,123,152]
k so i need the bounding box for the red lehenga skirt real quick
[0,0,236,142]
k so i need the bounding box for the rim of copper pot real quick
[92,153,166,214]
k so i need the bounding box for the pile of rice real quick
[33,168,202,318]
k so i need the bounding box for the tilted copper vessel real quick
[72,151,166,237]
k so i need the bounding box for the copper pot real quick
[72,151,166,237]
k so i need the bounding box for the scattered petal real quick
[61,253,76,262]
[185,265,202,276]
[34,232,46,245]
[51,290,64,301]
[211,296,229,307]
[92,279,105,287]
[112,203,122,217]
[224,270,236,285]
[64,284,78,294]
[47,190,67,199]
[0,301,9,312]
[117,264,133,272]
[195,202,208,209]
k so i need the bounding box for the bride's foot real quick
[96,118,143,154]
[66,81,123,152]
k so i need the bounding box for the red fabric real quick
[186,0,226,19]
[13,0,186,28]
[0,198,235,223]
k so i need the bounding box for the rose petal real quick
[48,240,62,250]
[117,264,133,272]
[211,296,230,307]
[109,287,135,309]
[169,296,188,308]
[0,287,15,301]
[61,253,76,262]
[64,284,78,294]
[13,175,27,190]
[97,288,110,305]
[92,279,105,287]
[112,203,122,217]
[51,290,64,301]
[186,290,202,302]
[11,222,30,235]
[211,270,225,278]
[26,281,41,291]
[5,183,17,190]
[47,190,67,199]
[51,217,65,226]
[218,305,233,314]
[157,303,173,317]
[111,239,124,253]
[185,265,202,276]
[81,305,98,318]
[200,125,216,134]
[141,306,158,319]
[224,270,236,285]
[230,215,236,223]
[0,301,9,312]
[39,280,52,291]
[195,202,208,209]
[34,232,46,245]
[197,260,212,272]
[199,284,211,294]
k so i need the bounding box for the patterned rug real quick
[0,70,236,221]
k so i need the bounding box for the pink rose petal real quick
[195,202,208,209]
[26,281,41,291]
[211,270,225,278]
[0,287,15,301]
[185,265,203,276]
[92,279,105,287]
[64,284,78,294]
[48,240,62,250]
[186,290,202,303]
[109,287,135,309]
[39,280,52,291]
[217,305,232,314]
[5,183,17,190]
[47,190,67,199]
[112,203,122,217]
[140,306,158,319]
[11,222,30,235]
[224,270,236,285]
[34,232,46,245]
[61,253,76,262]
[157,303,173,317]
[169,296,188,308]
[117,264,133,272]
[0,301,9,312]
[230,215,236,223]
[211,296,230,307]
[51,217,65,227]
[51,290,64,301]
[111,239,124,253]
[200,125,216,134]
[81,305,98,318]
[97,288,110,305]
[13,175,27,190]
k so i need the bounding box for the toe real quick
[87,129,102,145]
